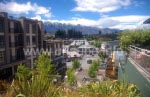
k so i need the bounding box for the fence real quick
[129,45,150,74]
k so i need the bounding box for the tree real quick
[16,64,32,81]
[88,60,100,78]
[72,59,81,70]
[67,29,83,39]
[93,60,100,71]
[13,53,59,97]
[91,41,101,48]
[65,69,77,86]
[88,65,97,78]
[67,29,73,38]
[55,30,66,39]
[44,30,47,34]
[98,52,107,62]
[99,30,102,35]
[119,29,150,51]
[35,53,56,78]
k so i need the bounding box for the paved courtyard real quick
[66,54,99,84]
[66,54,99,70]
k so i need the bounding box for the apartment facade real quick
[19,16,43,68]
[0,12,43,79]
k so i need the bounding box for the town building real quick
[0,12,43,79]
[101,40,120,58]
[43,39,66,79]
[43,40,63,60]
[70,39,89,46]
[78,45,97,55]
[101,40,120,51]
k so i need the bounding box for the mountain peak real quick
[43,22,122,34]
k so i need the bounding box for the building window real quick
[0,19,4,32]
[56,43,58,48]
[14,22,19,33]
[0,36,5,48]
[26,24,29,33]
[32,24,36,33]
[32,36,36,45]
[14,34,23,46]
[26,36,30,45]
[0,51,5,64]
[16,48,24,60]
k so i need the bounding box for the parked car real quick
[87,59,92,64]
[78,67,83,72]
[66,58,71,62]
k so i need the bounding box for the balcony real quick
[129,45,150,74]
[118,45,150,97]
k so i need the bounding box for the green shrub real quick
[65,69,77,86]
[72,59,81,70]
[77,80,140,97]
[88,60,100,78]
[10,53,61,97]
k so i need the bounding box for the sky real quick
[0,0,150,29]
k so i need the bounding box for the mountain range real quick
[43,22,122,35]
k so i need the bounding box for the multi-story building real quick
[43,40,66,80]
[0,12,43,79]
[19,16,43,68]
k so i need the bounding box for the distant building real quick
[78,45,97,55]
[63,39,73,45]
[43,40,63,60]
[70,39,89,46]
[101,40,120,50]
[43,39,66,80]
[44,33,55,40]
[101,40,120,57]
[0,12,44,79]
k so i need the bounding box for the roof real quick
[70,39,89,46]
[143,18,150,24]
[78,44,96,49]
[68,51,81,57]
[45,40,63,44]
[101,40,120,45]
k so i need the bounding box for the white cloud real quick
[31,15,42,20]
[46,18,96,26]
[0,1,52,18]
[46,15,149,30]
[96,18,120,27]
[72,0,131,13]
[99,15,149,29]
[44,13,51,18]
[110,15,148,23]
[0,2,33,14]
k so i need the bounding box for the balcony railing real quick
[129,45,150,74]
